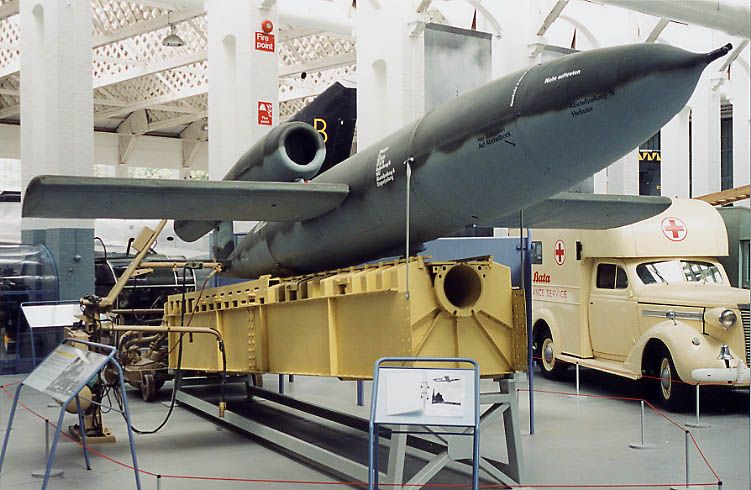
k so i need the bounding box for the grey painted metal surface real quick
[488,192,670,229]
[717,206,750,289]
[21,228,93,301]
[22,43,731,280]
[229,43,729,277]
[23,177,349,223]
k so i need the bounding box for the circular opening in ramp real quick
[443,264,482,310]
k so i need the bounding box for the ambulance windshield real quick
[636,260,724,285]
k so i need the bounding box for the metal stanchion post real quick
[568,363,582,399]
[31,420,63,478]
[686,384,709,429]
[0,385,5,433]
[157,474,162,490]
[685,430,690,488]
[278,374,284,395]
[356,380,364,407]
[629,400,656,449]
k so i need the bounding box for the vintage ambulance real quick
[530,199,749,409]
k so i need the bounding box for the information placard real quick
[21,303,81,329]
[24,345,108,402]
[373,367,476,426]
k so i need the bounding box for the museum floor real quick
[0,367,747,489]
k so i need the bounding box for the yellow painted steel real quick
[165,256,527,378]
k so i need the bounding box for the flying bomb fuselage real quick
[228,43,730,278]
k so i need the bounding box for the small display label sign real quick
[258,101,273,126]
[255,32,275,52]
[24,344,108,403]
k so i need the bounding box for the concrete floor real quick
[0,367,747,489]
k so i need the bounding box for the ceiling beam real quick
[147,112,205,132]
[0,103,19,119]
[0,60,18,80]
[718,39,750,73]
[94,84,205,120]
[279,51,356,77]
[537,0,569,37]
[0,0,18,21]
[93,50,206,89]
[645,18,670,43]
[92,7,205,48]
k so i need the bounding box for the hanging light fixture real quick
[162,11,185,48]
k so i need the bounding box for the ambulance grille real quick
[741,306,750,367]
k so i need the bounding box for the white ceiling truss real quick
[0,0,357,140]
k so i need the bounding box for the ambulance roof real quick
[579,199,727,258]
[532,199,728,259]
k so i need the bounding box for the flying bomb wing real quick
[488,193,671,230]
[22,175,350,222]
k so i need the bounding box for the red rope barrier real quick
[0,383,722,489]
[688,431,721,481]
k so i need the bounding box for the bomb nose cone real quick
[705,43,733,64]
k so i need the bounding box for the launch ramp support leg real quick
[174,376,522,488]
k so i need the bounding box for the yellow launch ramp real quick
[164,256,527,378]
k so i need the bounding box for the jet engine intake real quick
[226,122,327,183]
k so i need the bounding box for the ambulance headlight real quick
[704,308,738,330]
[719,309,737,329]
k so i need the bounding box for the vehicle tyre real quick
[655,350,688,411]
[535,328,568,380]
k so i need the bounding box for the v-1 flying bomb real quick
[23,43,732,279]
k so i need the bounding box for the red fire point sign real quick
[258,101,272,126]
[554,240,565,265]
[255,32,275,52]
[661,217,687,242]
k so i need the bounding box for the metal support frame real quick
[369,357,481,490]
[174,374,523,489]
[0,339,141,490]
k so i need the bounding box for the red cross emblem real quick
[554,240,565,265]
[661,217,687,242]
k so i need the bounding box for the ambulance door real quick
[587,262,637,359]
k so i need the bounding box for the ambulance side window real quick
[531,241,542,264]
[615,266,628,289]
[596,264,616,289]
[596,263,628,289]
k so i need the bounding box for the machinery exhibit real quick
[0,1,749,489]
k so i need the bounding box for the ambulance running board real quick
[558,354,640,380]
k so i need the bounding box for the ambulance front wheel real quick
[654,350,689,411]
[535,324,568,380]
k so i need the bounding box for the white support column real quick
[690,77,722,197]
[605,150,639,195]
[660,107,691,198]
[20,0,94,300]
[355,0,425,148]
[180,121,205,179]
[206,0,279,180]
[593,169,607,194]
[729,71,750,200]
